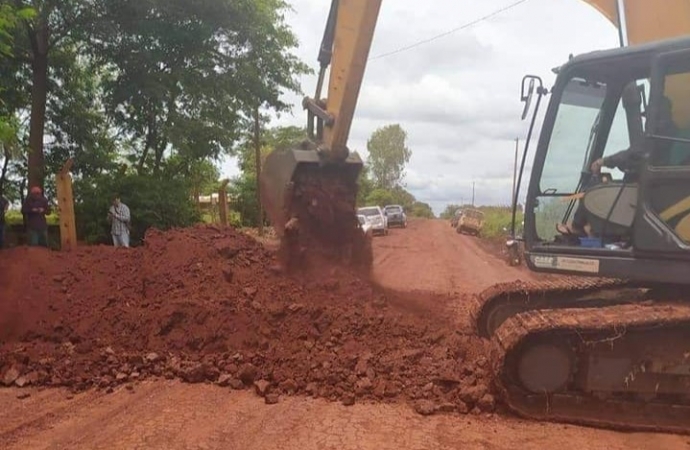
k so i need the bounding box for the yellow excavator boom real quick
[583,0,690,129]
[583,0,690,44]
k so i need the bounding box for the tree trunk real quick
[0,146,9,193]
[27,23,50,191]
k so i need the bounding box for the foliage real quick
[73,172,201,245]
[439,203,474,220]
[366,124,412,190]
[90,0,311,174]
[229,172,266,227]
[237,124,307,174]
[441,204,523,240]
[0,4,34,56]
[409,201,435,219]
[231,124,307,227]
[3,208,58,226]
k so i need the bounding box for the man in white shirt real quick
[108,194,131,248]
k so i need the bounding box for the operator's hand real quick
[590,158,605,173]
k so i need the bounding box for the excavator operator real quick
[557,93,677,238]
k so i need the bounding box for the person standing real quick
[0,189,9,249]
[21,186,51,247]
[108,194,131,248]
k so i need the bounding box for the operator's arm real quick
[591,146,645,173]
[42,198,51,215]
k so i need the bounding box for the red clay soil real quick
[0,225,493,415]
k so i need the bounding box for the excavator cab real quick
[519,36,690,285]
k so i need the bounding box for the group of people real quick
[0,187,131,250]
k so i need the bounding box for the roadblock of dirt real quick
[0,225,493,415]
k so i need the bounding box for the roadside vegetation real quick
[440,204,523,240]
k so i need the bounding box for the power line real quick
[369,0,532,61]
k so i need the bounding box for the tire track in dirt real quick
[1,383,687,450]
[371,218,539,331]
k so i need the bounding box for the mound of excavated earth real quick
[0,225,494,415]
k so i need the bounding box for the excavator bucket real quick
[259,143,371,273]
[260,143,363,237]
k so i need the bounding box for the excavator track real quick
[490,300,690,433]
[471,276,645,338]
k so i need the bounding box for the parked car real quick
[357,214,373,237]
[450,209,463,228]
[383,204,407,228]
[456,208,484,236]
[357,206,388,236]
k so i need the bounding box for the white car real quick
[357,214,373,236]
[357,206,388,236]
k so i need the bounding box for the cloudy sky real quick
[220,0,621,214]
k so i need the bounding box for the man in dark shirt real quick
[21,186,51,247]
[0,189,8,249]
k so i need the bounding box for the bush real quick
[479,206,523,240]
[74,173,201,245]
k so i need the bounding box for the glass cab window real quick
[534,78,607,240]
[533,76,649,242]
[649,61,690,166]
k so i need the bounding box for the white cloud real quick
[220,0,621,214]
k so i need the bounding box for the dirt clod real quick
[2,367,20,386]
[254,380,271,397]
[265,393,280,405]
[414,400,437,416]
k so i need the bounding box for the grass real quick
[4,209,60,226]
[480,207,523,240]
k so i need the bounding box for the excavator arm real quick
[259,0,382,271]
[305,0,382,162]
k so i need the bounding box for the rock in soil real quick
[414,400,437,416]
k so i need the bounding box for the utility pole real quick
[254,105,264,236]
[512,137,518,208]
[472,181,475,206]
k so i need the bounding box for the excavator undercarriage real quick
[473,281,690,434]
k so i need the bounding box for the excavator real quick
[259,0,690,434]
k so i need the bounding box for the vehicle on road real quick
[357,206,388,236]
[450,208,463,228]
[383,205,407,228]
[456,208,484,236]
[356,214,373,237]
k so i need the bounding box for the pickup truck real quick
[456,208,484,237]
[383,204,407,228]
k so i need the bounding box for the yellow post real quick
[218,179,230,227]
[56,159,77,251]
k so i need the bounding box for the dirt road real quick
[373,219,535,294]
[1,219,688,450]
[2,382,685,450]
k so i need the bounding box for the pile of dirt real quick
[0,225,494,415]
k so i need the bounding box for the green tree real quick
[364,188,394,208]
[366,124,412,190]
[231,124,307,226]
[440,204,462,220]
[409,201,435,219]
[91,0,310,175]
